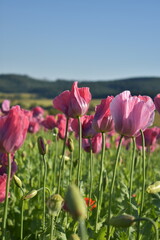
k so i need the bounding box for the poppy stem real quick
[50,215,55,240]
[53,132,58,187]
[136,129,146,240]
[134,217,158,240]
[95,132,106,232]
[42,155,47,232]
[69,151,74,183]
[77,116,82,188]
[20,198,24,240]
[79,219,88,240]
[129,137,136,211]
[89,138,93,201]
[57,117,69,194]
[106,135,123,240]
[2,153,11,240]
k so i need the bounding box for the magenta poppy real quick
[0,174,8,202]
[82,133,102,154]
[53,81,92,118]
[56,114,73,139]
[154,94,160,114]
[41,115,57,130]
[71,115,96,138]
[110,91,155,137]
[0,105,29,153]
[92,97,114,133]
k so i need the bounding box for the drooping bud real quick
[69,233,80,240]
[68,138,74,152]
[65,184,87,220]
[13,175,23,189]
[146,181,160,194]
[47,194,64,216]
[23,189,38,200]
[37,136,46,156]
[109,214,135,228]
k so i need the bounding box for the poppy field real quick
[0,82,160,240]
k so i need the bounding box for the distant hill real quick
[0,74,160,99]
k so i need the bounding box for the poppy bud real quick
[53,127,59,136]
[68,138,74,152]
[69,233,80,240]
[65,184,87,220]
[13,175,22,189]
[23,189,38,200]
[37,136,46,155]
[47,194,64,216]
[109,214,135,228]
[146,181,160,194]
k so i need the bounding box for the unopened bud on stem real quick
[109,214,135,228]
[37,136,46,155]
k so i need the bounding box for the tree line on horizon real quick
[0,74,160,99]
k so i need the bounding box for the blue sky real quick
[1,0,160,81]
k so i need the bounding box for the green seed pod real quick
[13,175,23,189]
[37,136,46,155]
[47,194,64,216]
[146,181,160,194]
[69,233,80,240]
[109,214,135,228]
[68,138,74,152]
[65,184,87,220]
[23,190,38,200]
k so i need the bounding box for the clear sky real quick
[1,0,160,81]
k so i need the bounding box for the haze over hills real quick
[0,74,160,99]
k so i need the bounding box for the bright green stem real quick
[50,215,55,240]
[20,199,24,240]
[77,117,82,188]
[2,153,11,240]
[136,130,146,240]
[42,155,47,231]
[89,138,93,201]
[134,217,159,240]
[57,117,69,194]
[106,135,123,240]
[95,132,106,232]
[129,137,136,211]
[79,219,88,240]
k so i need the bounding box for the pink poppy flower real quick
[154,93,160,114]
[82,133,102,154]
[56,114,73,139]
[0,174,8,203]
[53,81,92,118]
[0,105,29,153]
[1,99,10,114]
[0,153,17,177]
[136,127,159,150]
[28,118,40,134]
[110,91,155,137]
[71,115,96,138]
[92,97,114,133]
[41,115,57,130]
